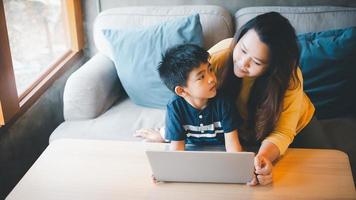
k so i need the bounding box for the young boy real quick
[156,44,242,152]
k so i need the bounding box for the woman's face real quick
[233,29,270,78]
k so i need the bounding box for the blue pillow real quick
[103,14,203,109]
[298,27,356,119]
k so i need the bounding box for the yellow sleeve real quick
[208,38,233,82]
[264,68,315,155]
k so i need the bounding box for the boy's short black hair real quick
[158,44,209,92]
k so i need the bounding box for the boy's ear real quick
[174,86,186,97]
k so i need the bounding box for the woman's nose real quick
[239,56,250,69]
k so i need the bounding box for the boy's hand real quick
[170,140,185,151]
[247,154,273,186]
[134,128,164,142]
[236,144,243,152]
[224,130,243,152]
[151,174,158,184]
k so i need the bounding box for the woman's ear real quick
[174,86,186,97]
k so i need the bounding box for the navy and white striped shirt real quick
[165,93,239,145]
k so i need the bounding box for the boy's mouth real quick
[209,84,216,91]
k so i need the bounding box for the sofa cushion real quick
[103,14,203,108]
[94,6,233,60]
[235,6,356,34]
[50,98,166,142]
[298,27,356,119]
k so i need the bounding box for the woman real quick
[211,11,318,186]
[136,12,324,186]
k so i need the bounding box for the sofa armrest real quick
[63,53,122,120]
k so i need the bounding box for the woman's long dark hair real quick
[220,12,300,142]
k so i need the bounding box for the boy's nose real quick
[208,74,216,84]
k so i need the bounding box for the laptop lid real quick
[146,150,255,183]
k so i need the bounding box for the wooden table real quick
[6,139,356,200]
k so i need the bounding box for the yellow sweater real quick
[208,38,315,155]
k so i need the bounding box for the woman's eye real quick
[198,75,204,80]
[254,61,261,66]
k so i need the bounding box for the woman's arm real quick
[264,68,314,156]
[258,140,280,162]
[250,69,312,186]
[224,130,243,152]
[249,73,303,186]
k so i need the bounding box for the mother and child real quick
[136,12,328,186]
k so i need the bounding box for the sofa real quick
[50,5,356,183]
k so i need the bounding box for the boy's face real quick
[179,62,217,100]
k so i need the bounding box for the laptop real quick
[145,150,255,183]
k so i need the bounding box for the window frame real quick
[0,0,84,127]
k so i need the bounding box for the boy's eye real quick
[198,75,204,80]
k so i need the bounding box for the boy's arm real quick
[170,140,185,151]
[224,130,242,152]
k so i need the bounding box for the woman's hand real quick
[247,154,273,186]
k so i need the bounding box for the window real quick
[0,0,83,126]
[4,0,71,95]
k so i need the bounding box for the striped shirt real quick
[165,94,240,145]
